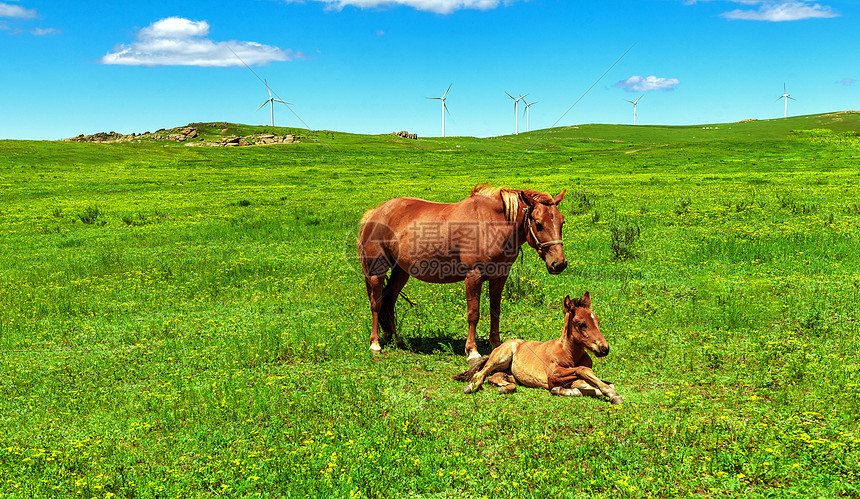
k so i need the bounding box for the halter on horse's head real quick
[519,190,567,274]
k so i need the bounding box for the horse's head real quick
[563,292,609,357]
[521,189,567,274]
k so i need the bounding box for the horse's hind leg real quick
[486,372,517,394]
[380,266,409,347]
[359,223,394,354]
[366,274,385,353]
[464,341,519,394]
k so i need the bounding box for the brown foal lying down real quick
[456,292,623,404]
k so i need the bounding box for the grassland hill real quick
[3,109,860,498]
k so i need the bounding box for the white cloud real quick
[706,1,839,21]
[100,17,300,67]
[289,0,515,14]
[615,75,680,92]
[30,27,60,35]
[0,2,37,19]
[836,78,857,86]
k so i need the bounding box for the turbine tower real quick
[427,83,452,137]
[624,95,643,126]
[256,80,288,127]
[506,92,527,135]
[523,99,538,132]
[776,83,796,118]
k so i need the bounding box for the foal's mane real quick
[470,184,519,222]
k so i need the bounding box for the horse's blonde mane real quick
[470,184,518,222]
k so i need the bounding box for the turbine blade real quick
[443,83,452,98]
[256,100,270,111]
[505,91,515,100]
[443,101,450,115]
[427,97,441,100]
[634,95,643,104]
[788,96,796,100]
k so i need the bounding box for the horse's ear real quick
[579,291,591,309]
[564,295,573,310]
[553,189,567,205]
[519,189,538,207]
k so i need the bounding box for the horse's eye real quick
[577,322,588,329]
[535,223,544,231]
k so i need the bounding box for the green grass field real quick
[2,113,859,498]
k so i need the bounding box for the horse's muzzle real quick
[547,259,568,274]
[594,344,609,357]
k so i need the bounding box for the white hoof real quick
[370,343,382,353]
[466,350,482,362]
[463,383,474,394]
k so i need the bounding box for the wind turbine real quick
[256,80,288,127]
[522,99,538,132]
[624,95,643,126]
[506,92,527,135]
[427,83,452,137]
[776,83,796,118]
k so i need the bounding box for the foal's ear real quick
[579,291,591,309]
[553,189,567,205]
[564,295,573,310]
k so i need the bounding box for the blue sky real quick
[1,0,858,139]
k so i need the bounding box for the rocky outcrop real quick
[248,134,297,145]
[392,130,418,139]
[66,131,137,143]
[68,127,199,144]
[66,123,302,147]
[185,133,299,147]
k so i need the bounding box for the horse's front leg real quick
[550,379,599,397]
[464,269,484,366]
[549,366,623,404]
[487,275,508,349]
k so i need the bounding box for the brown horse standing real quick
[460,292,623,404]
[357,185,567,363]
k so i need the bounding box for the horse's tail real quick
[452,355,490,382]
[357,208,376,249]
[356,207,381,277]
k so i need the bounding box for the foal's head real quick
[521,189,567,275]
[563,291,609,357]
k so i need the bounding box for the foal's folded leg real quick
[487,372,517,394]
[550,379,593,397]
